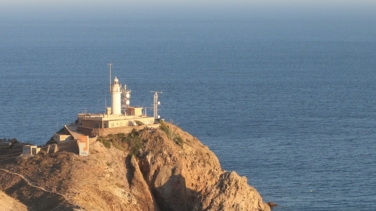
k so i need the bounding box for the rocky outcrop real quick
[197,172,270,211]
[0,190,27,211]
[0,122,271,211]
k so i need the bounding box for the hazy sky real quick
[1,0,375,7]
[1,0,375,21]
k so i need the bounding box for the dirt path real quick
[0,168,69,210]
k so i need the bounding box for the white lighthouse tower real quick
[111,77,122,115]
[76,64,157,134]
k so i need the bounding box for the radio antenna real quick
[150,91,162,119]
[108,63,112,93]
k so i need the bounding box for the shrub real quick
[159,120,172,139]
[159,121,183,147]
[129,137,143,156]
[129,128,139,137]
[116,133,126,138]
[122,130,143,156]
[98,137,111,148]
[173,135,184,146]
[135,120,144,126]
[98,131,144,156]
[112,140,126,151]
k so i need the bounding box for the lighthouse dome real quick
[114,77,119,84]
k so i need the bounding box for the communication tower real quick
[151,91,162,119]
[108,63,112,93]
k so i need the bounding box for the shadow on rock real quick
[152,166,198,211]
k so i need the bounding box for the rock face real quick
[0,122,271,211]
[0,190,27,211]
[197,172,270,211]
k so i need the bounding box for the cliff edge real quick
[0,122,271,211]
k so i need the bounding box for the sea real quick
[1,19,376,210]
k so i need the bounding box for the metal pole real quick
[154,92,158,119]
[151,91,162,119]
[108,63,112,93]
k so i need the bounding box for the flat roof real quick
[78,113,153,121]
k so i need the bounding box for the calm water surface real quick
[1,20,376,210]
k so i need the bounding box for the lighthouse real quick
[75,64,157,135]
[111,77,122,115]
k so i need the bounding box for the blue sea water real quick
[1,20,376,210]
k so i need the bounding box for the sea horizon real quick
[1,6,376,209]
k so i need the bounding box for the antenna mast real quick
[108,63,112,93]
[151,91,162,119]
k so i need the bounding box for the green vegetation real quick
[98,137,111,148]
[159,120,172,138]
[135,120,144,126]
[159,120,184,147]
[173,136,184,146]
[97,129,144,156]
[123,129,143,156]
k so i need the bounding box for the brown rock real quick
[0,190,27,211]
[0,122,270,211]
[194,171,271,211]
[267,201,277,208]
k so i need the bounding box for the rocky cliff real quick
[0,190,27,211]
[0,122,271,211]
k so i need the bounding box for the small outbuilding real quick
[53,133,72,143]
[22,145,40,155]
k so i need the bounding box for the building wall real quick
[53,134,72,142]
[22,145,40,155]
[131,117,155,125]
[82,117,155,129]
[77,127,96,137]
[23,145,31,154]
[82,120,102,128]
[127,107,143,116]
[78,124,159,137]
[107,120,132,128]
